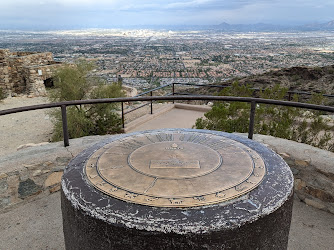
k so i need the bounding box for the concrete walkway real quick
[127,107,206,132]
[1,106,334,250]
[1,190,333,250]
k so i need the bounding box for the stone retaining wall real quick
[0,49,11,93]
[0,133,333,214]
[0,135,111,211]
[240,134,334,214]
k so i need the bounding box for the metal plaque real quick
[85,131,266,207]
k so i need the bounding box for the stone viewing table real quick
[61,129,294,250]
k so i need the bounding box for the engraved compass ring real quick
[85,131,266,207]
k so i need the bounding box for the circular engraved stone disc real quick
[85,131,266,207]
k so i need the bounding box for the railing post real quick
[121,102,125,128]
[172,83,175,104]
[61,105,70,147]
[288,92,292,101]
[150,91,153,114]
[248,101,256,140]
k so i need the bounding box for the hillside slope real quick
[226,65,334,94]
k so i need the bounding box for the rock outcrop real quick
[0,49,62,97]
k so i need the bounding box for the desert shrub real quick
[0,87,5,100]
[195,82,334,152]
[49,60,125,141]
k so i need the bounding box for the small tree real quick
[49,60,125,141]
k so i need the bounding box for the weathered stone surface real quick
[318,170,334,182]
[295,159,310,167]
[307,174,334,193]
[279,152,290,158]
[294,179,306,191]
[32,170,42,177]
[44,172,63,187]
[7,175,19,187]
[328,204,334,214]
[24,163,44,170]
[18,178,42,199]
[304,186,334,203]
[19,168,29,181]
[49,184,61,193]
[0,135,110,210]
[236,133,334,214]
[290,167,299,175]
[54,157,71,170]
[17,142,49,151]
[304,198,326,210]
[0,173,8,180]
[0,179,8,193]
[0,197,10,208]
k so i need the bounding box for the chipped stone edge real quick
[61,129,294,235]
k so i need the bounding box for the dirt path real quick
[0,96,53,157]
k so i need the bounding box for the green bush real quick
[49,60,125,141]
[195,82,334,152]
[0,87,5,100]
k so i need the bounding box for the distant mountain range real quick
[302,20,334,30]
[211,20,334,32]
[2,20,334,32]
[135,21,334,32]
[212,22,287,32]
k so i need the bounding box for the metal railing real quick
[1,95,333,147]
[124,82,334,123]
[121,84,173,126]
[171,82,334,100]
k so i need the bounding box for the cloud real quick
[214,0,334,24]
[0,0,333,29]
[0,0,255,11]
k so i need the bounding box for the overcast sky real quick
[0,0,334,30]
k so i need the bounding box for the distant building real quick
[0,49,62,97]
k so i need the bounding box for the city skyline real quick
[1,0,334,30]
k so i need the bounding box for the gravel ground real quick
[0,96,53,157]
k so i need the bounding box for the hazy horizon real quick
[0,21,333,32]
[0,0,334,30]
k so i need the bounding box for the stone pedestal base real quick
[61,129,294,250]
[61,190,293,250]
